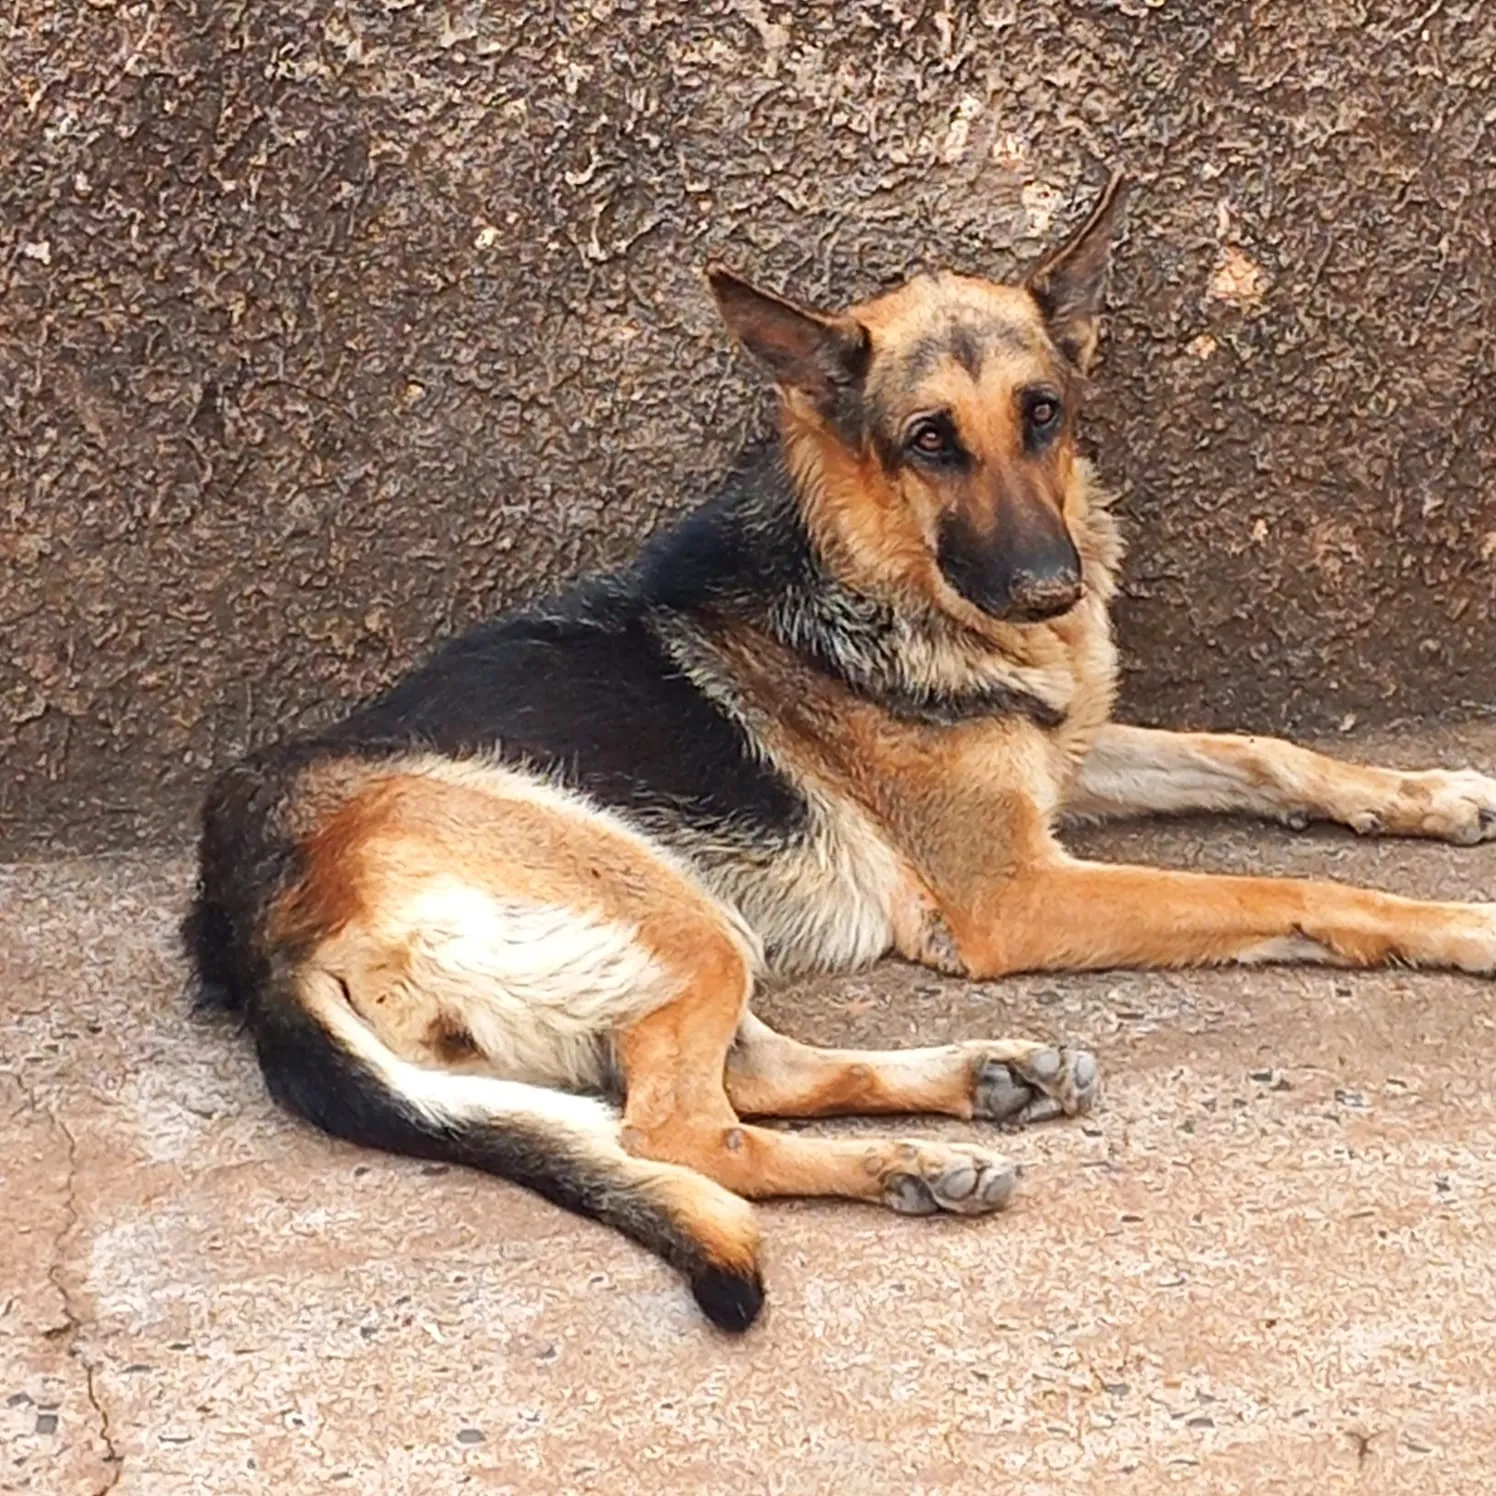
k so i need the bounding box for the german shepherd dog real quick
[186,173,1496,1332]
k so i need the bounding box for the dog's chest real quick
[1045,589,1120,778]
[719,697,1056,973]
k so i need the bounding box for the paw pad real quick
[973,1045,1101,1125]
[883,1147,1016,1216]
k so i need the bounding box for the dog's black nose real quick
[1007,570,1083,621]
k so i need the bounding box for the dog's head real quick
[708,172,1126,627]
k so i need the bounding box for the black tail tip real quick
[691,1264,765,1334]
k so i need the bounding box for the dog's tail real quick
[248,963,765,1332]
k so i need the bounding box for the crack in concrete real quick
[45,1112,125,1496]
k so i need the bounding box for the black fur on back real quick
[325,439,1059,775]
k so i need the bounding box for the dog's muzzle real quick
[936,504,1085,625]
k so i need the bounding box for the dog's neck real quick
[637,436,1088,729]
[756,518,1069,731]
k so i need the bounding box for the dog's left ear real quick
[1024,170,1128,373]
[707,267,871,410]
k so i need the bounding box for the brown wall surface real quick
[3,1,1495,855]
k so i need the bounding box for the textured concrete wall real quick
[4,1,1495,854]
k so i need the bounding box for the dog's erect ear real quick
[1024,170,1128,373]
[707,267,871,408]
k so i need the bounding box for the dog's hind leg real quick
[1066,724,1496,845]
[259,758,777,1330]
[615,945,1021,1218]
[722,1013,1099,1125]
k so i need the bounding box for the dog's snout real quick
[935,501,1084,625]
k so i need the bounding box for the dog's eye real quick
[1025,396,1060,430]
[907,419,953,459]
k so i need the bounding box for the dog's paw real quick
[1447,903,1496,976]
[968,1042,1100,1125]
[1346,768,1496,845]
[1406,769,1496,846]
[878,1141,1018,1216]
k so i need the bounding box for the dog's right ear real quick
[707,267,871,407]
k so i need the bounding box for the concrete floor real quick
[4,722,1495,1495]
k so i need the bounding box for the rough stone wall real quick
[3,0,1494,854]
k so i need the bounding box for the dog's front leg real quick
[1065,724,1496,845]
[943,852,1496,979]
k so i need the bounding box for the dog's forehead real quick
[855,273,1054,409]
[855,272,1039,338]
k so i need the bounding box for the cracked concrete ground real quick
[3,722,1495,1495]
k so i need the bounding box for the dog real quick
[185,171,1496,1333]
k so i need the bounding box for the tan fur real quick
[1069,724,1496,842]
[947,857,1495,978]
[724,1015,1052,1120]
[277,754,759,1087]
[597,870,1021,1209]
[637,1164,762,1275]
